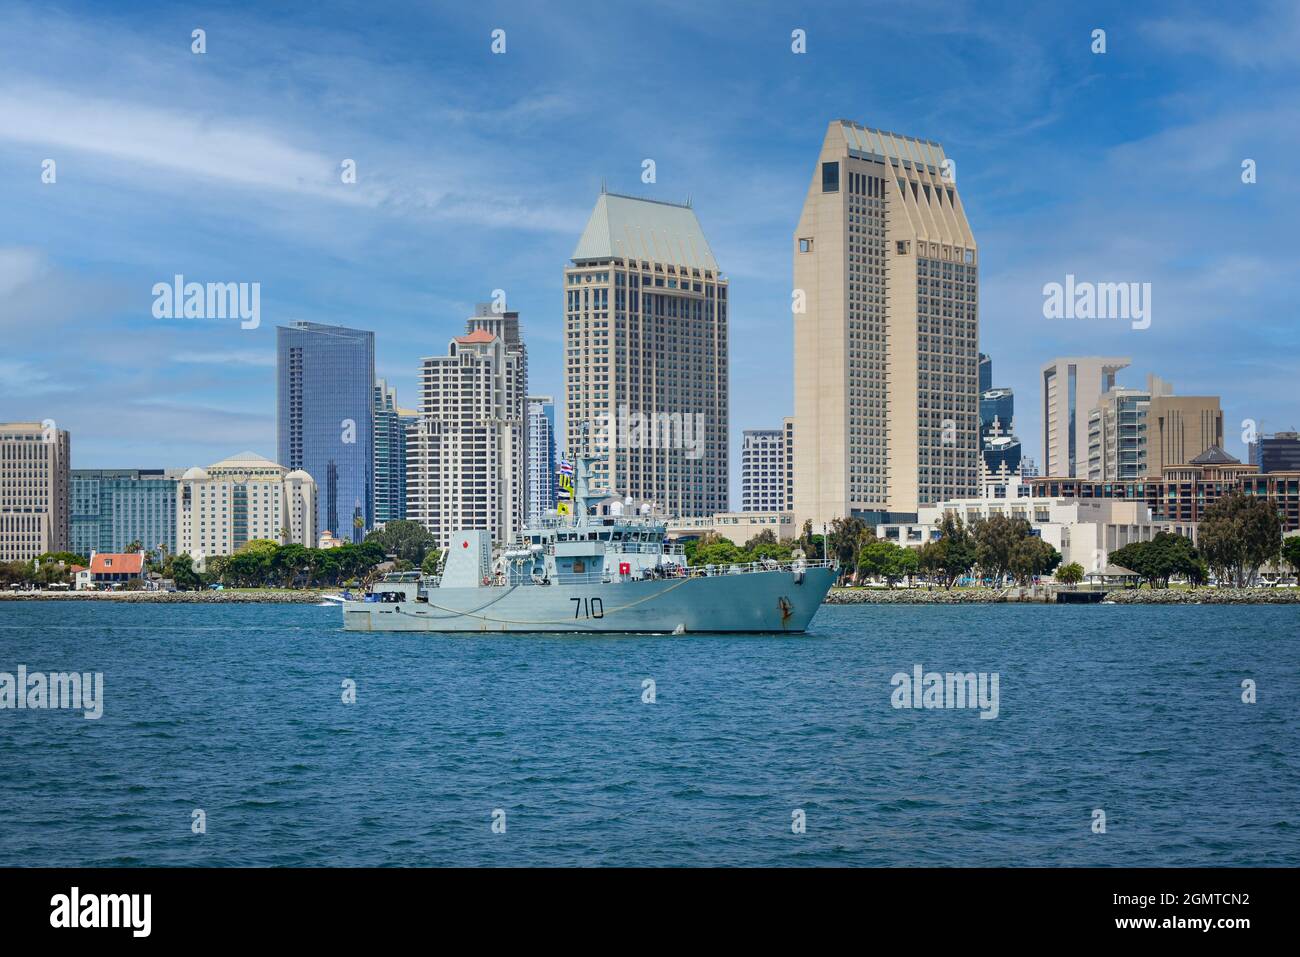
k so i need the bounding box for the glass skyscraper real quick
[373,379,418,525]
[277,322,375,541]
[70,469,177,557]
[526,395,557,524]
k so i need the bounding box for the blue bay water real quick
[0,600,1296,867]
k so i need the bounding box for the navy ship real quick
[341,457,836,633]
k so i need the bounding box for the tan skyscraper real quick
[1148,395,1223,474]
[0,421,70,561]
[1041,357,1131,477]
[793,120,979,528]
[564,190,728,517]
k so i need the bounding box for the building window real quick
[799,238,813,253]
[821,161,839,193]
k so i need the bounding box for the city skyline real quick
[1,1,1298,506]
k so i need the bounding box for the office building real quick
[1252,431,1300,474]
[741,428,787,512]
[1041,357,1130,477]
[373,380,418,525]
[70,469,178,557]
[407,325,525,549]
[564,189,729,517]
[793,120,980,528]
[1146,393,1223,475]
[277,322,375,542]
[0,421,70,561]
[526,396,557,525]
[176,451,316,564]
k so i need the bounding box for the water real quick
[0,600,1296,866]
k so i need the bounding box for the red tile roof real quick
[89,553,145,575]
[455,329,496,344]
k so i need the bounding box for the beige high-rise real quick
[564,191,728,517]
[793,120,979,528]
[1041,357,1130,477]
[1147,395,1223,474]
[0,421,70,561]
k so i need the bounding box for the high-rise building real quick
[564,190,728,517]
[741,429,787,512]
[526,396,557,525]
[277,322,375,542]
[1040,357,1130,477]
[407,325,525,548]
[0,421,70,561]
[70,469,178,556]
[978,353,992,394]
[1147,394,1224,474]
[1253,431,1300,473]
[176,452,316,564]
[1087,385,1153,481]
[793,120,979,528]
[465,304,529,520]
[373,380,418,525]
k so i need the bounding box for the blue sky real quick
[1,0,1296,502]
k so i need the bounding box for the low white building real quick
[874,479,1197,576]
[176,452,316,566]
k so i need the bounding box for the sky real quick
[1,0,1296,504]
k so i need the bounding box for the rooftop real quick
[572,191,718,270]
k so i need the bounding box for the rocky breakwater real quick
[0,590,331,604]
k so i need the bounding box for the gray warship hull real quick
[342,565,837,634]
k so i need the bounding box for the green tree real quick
[365,520,436,565]
[1281,536,1300,578]
[421,549,445,576]
[743,529,778,550]
[827,517,870,579]
[168,554,202,591]
[1195,492,1282,587]
[1009,537,1060,584]
[856,538,918,588]
[1110,532,1200,588]
[1056,562,1085,586]
[970,513,1031,584]
[691,539,743,568]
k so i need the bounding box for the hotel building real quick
[0,421,70,561]
[741,428,787,512]
[277,322,375,541]
[70,469,178,556]
[564,190,728,518]
[176,452,317,564]
[407,324,525,548]
[792,120,980,529]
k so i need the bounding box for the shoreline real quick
[0,590,331,603]
[1,587,1296,605]
[826,586,1300,604]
